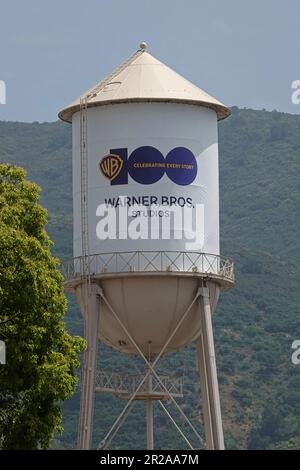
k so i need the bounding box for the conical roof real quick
[59,48,230,123]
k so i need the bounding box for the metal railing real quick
[62,251,234,283]
[95,370,183,398]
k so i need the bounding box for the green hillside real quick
[0,107,300,449]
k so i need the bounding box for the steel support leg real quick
[196,335,214,449]
[146,399,154,450]
[146,373,154,450]
[198,286,224,450]
[77,284,101,450]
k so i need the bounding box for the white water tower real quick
[59,43,234,450]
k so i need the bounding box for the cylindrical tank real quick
[71,102,220,257]
[59,48,232,355]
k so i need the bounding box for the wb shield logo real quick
[99,154,123,181]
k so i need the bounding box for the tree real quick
[0,163,85,449]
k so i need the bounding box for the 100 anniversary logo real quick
[99,146,197,186]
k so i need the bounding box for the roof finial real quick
[139,41,147,51]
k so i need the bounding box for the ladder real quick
[77,44,147,449]
[79,45,146,279]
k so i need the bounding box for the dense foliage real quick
[0,106,299,449]
[0,164,84,449]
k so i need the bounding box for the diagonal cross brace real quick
[97,287,205,449]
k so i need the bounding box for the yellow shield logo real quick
[99,154,123,181]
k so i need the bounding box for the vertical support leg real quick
[196,334,214,449]
[146,372,154,450]
[146,399,154,450]
[77,284,101,450]
[198,286,224,450]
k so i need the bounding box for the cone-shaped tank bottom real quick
[76,275,219,356]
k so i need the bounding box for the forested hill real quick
[0,107,300,449]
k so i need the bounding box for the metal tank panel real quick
[72,102,220,261]
[76,277,219,355]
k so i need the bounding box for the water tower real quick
[59,43,234,450]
